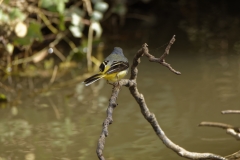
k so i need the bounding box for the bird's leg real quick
[107,80,114,86]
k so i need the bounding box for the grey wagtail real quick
[83,47,129,86]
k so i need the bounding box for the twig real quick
[199,122,234,129]
[222,110,240,114]
[48,98,61,120]
[38,9,58,34]
[51,46,66,61]
[226,128,240,140]
[83,0,92,16]
[50,65,58,84]
[96,36,226,160]
[96,82,121,160]
[130,36,181,79]
[199,122,240,141]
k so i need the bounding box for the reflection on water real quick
[0,50,240,160]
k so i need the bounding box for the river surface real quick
[0,42,239,160]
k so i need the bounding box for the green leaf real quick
[94,2,109,12]
[40,0,68,13]
[9,8,26,21]
[57,1,65,14]
[39,0,55,9]
[13,36,32,46]
[27,22,43,41]
[59,14,65,31]
[91,11,103,21]
[0,10,9,22]
[13,22,43,46]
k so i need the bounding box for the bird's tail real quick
[83,73,105,86]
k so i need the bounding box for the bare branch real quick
[199,122,240,141]
[199,122,235,129]
[128,87,226,159]
[226,128,240,140]
[96,80,132,160]
[96,36,226,160]
[222,110,240,114]
[96,83,120,160]
[127,39,226,160]
[134,36,181,75]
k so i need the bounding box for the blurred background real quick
[0,0,239,160]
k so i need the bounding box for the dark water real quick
[0,47,239,160]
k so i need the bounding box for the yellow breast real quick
[103,70,128,83]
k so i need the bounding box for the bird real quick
[83,47,129,86]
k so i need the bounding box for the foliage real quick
[0,0,109,76]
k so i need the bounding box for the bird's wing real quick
[105,61,129,74]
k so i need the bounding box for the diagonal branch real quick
[96,80,130,160]
[199,121,240,140]
[199,122,235,129]
[96,36,226,160]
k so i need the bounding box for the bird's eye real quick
[103,61,108,65]
[99,63,105,72]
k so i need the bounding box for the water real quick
[0,47,239,160]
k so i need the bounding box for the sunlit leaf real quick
[71,13,82,26]
[57,0,68,14]
[57,2,65,14]
[94,1,109,12]
[91,11,103,21]
[91,21,102,38]
[69,25,83,38]
[6,43,14,55]
[14,22,28,38]
[13,22,43,46]
[32,48,48,63]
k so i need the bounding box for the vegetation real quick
[0,0,110,77]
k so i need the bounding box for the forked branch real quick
[199,110,240,141]
[96,36,227,160]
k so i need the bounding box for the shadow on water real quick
[0,43,239,160]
